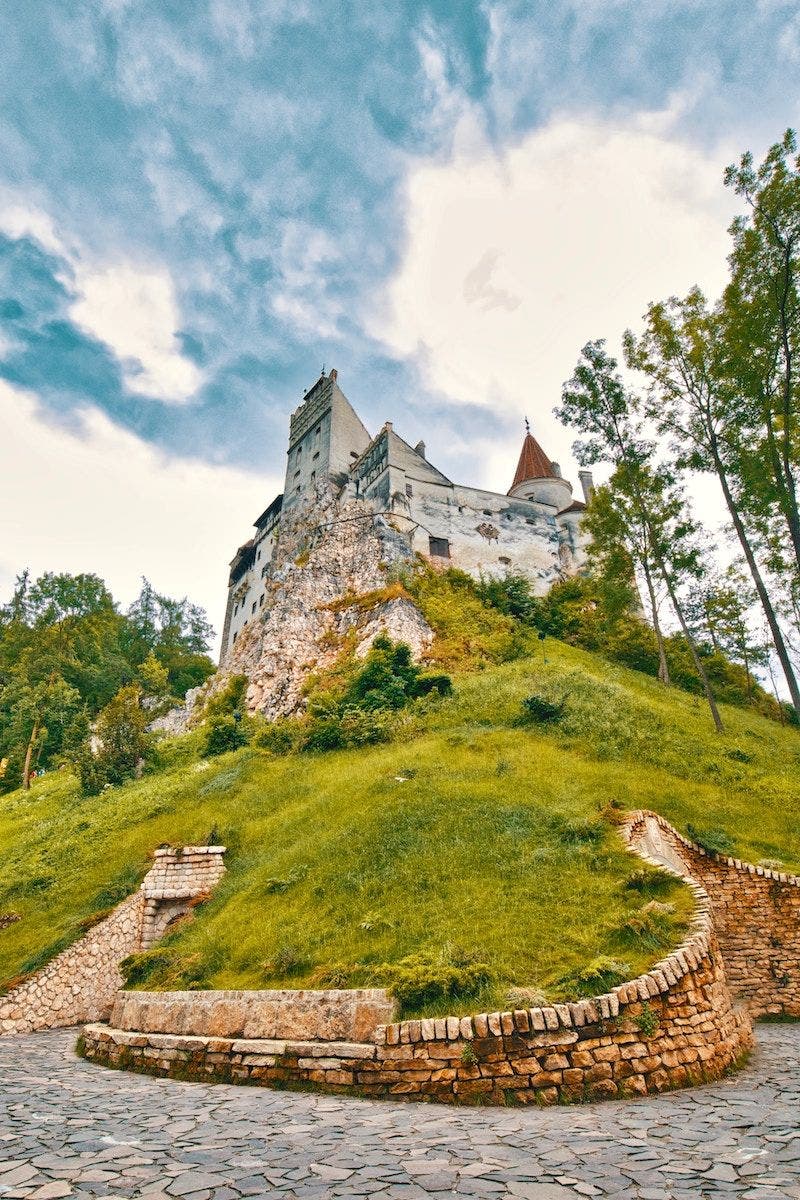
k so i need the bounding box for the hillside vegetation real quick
[2,620,798,1019]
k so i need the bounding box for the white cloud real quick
[0,196,67,257]
[70,262,203,402]
[0,191,202,404]
[0,383,274,655]
[376,113,739,491]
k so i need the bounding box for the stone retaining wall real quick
[625,811,800,1018]
[0,846,225,1036]
[80,812,762,1104]
[110,988,396,1043]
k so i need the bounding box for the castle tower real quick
[507,422,573,512]
[282,368,371,510]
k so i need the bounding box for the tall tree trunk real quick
[22,720,39,791]
[709,434,800,712]
[641,556,670,684]
[656,562,724,732]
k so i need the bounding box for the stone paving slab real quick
[1,1028,800,1198]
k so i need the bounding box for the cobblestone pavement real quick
[1,1027,799,1200]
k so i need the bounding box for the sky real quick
[2,1,800,654]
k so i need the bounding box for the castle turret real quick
[507,423,573,512]
[283,368,371,510]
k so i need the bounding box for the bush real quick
[204,675,248,721]
[120,947,173,987]
[252,719,301,755]
[556,955,631,999]
[204,715,248,757]
[519,694,566,725]
[377,947,491,1012]
[686,824,735,857]
[415,674,453,698]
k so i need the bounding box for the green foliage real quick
[519,694,566,725]
[204,715,249,757]
[251,719,302,756]
[474,573,540,625]
[407,566,528,667]
[120,948,174,987]
[377,947,492,1014]
[1,634,798,1019]
[556,956,631,999]
[302,635,450,753]
[0,571,214,790]
[686,824,736,857]
[204,675,248,720]
[634,1003,661,1037]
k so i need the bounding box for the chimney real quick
[551,461,562,478]
[414,440,426,459]
[578,469,594,503]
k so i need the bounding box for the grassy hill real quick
[2,632,798,1019]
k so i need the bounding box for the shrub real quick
[263,944,308,977]
[624,867,675,895]
[519,694,566,725]
[634,1003,660,1037]
[252,719,301,755]
[686,824,735,857]
[204,715,248,757]
[204,675,248,720]
[556,955,630,999]
[415,674,453,698]
[377,947,491,1012]
[614,903,677,951]
[120,947,173,987]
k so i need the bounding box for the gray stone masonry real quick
[0,845,225,1036]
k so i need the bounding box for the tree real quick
[557,341,725,731]
[583,478,671,684]
[723,130,800,576]
[90,684,151,787]
[6,674,81,790]
[626,284,800,712]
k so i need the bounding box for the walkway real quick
[1,1026,799,1199]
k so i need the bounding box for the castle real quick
[220,368,592,664]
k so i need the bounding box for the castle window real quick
[294,469,300,479]
[252,601,257,614]
[526,518,535,525]
[259,595,265,607]
[429,536,450,558]
[315,425,321,437]
[405,483,413,497]
[261,565,267,578]
[499,556,511,565]
[233,631,237,644]
[257,550,261,561]
[233,603,238,616]
[313,450,319,460]
[482,509,492,516]
[311,470,316,483]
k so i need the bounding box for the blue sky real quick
[2,1,800,642]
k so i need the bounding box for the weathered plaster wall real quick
[0,846,225,1037]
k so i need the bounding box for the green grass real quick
[1,637,798,1017]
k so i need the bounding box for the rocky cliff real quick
[220,488,433,720]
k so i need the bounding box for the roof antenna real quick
[321,363,326,376]
[524,416,531,434]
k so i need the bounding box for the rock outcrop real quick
[221,489,433,721]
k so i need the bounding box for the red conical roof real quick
[510,430,557,491]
